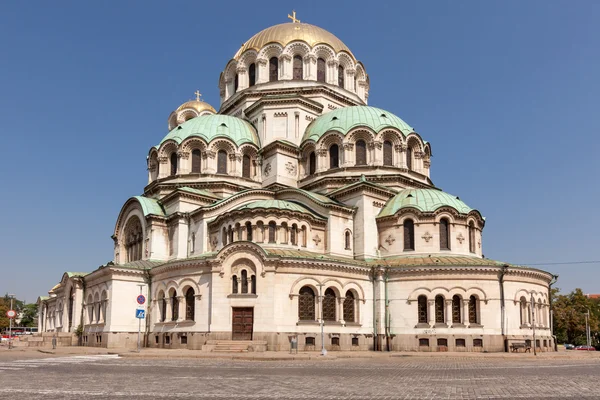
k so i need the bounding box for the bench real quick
[510,342,531,353]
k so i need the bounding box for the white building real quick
[37,15,556,352]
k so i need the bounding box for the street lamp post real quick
[585,309,591,347]
[317,283,327,356]
[8,294,15,350]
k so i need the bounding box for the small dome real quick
[176,100,216,114]
[302,106,414,143]
[235,22,354,59]
[158,114,260,148]
[378,188,476,218]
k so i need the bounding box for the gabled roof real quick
[133,196,166,217]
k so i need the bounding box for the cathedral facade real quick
[37,16,556,353]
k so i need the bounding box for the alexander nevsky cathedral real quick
[37,14,556,353]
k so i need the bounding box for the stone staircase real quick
[202,340,267,353]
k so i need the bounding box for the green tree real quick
[553,288,600,345]
[19,303,38,327]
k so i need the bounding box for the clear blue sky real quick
[1,1,598,302]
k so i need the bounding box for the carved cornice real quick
[244,94,324,116]
[258,140,300,158]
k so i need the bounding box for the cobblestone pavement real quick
[0,353,599,399]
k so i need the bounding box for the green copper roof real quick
[65,272,88,278]
[179,187,219,199]
[235,199,325,219]
[302,106,414,143]
[133,196,165,217]
[158,114,259,148]
[378,188,475,218]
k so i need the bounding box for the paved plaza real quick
[0,349,599,399]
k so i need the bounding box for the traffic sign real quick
[135,309,145,319]
[6,310,16,319]
[136,295,146,305]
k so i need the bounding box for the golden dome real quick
[176,100,216,114]
[235,23,355,59]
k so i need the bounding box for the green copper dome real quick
[378,188,475,218]
[302,106,414,143]
[158,114,260,148]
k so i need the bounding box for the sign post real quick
[7,294,15,350]
[136,286,146,353]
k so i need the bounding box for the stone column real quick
[342,143,354,167]
[338,296,345,325]
[165,299,172,322]
[202,150,216,174]
[462,299,469,326]
[445,299,452,326]
[177,296,185,321]
[316,149,328,173]
[427,300,435,327]
[178,151,190,174]
[256,58,268,84]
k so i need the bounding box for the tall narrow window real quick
[403,219,415,251]
[329,144,339,169]
[343,291,355,323]
[406,147,413,170]
[417,295,428,324]
[171,291,178,321]
[452,295,461,323]
[291,224,298,245]
[161,296,167,322]
[242,154,251,178]
[317,58,326,83]
[338,65,344,88]
[520,297,526,326]
[293,55,303,80]
[222,227,227,245]
[241,270,248,294]
[248,63,256,86]
[170,153,178,176]
[246,222,253,242]
[309,152,316,174]
[298,286,315,321]
[234,74,239,92]
[345,231,351,250]
[124,216,143,262]
[268,221,276,243]
[232,275,238,294]
[251,275,256,294]
[185,288,195,321]
[217,150,227,174]
[435,295,445,323]
[469,296,478,324]
[323,288,336,321]
[191,149,201,173]
[355,140,367,165]
[383,140,393,166]
[269,57,278,82]
[68,288,74,330]
[439,218,450,250]
[468,222,476,253]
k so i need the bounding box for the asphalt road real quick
[1,354,599,399]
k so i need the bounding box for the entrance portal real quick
[232,307,253,340]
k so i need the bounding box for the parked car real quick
[575,345,596,351]
[564,343,575,350]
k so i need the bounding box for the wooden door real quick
[232,307,253,340]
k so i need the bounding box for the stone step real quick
[202,340,267,352]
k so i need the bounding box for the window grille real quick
[191,149,201,173]
[305,337,315,346]
[452,295,461,323]
[418,295,427,323]
[473,339,483,347]
[291,225,297,245]
[269,57,278,82]
[437,338,448,347]
[317,58,326,82]
[249,63,256,86]
[383,141,393,166]
[469,296,478,324]
[338,65,344,87]
[160,296,166,322]
[234,74,239,92]
[180,336,187,345]
[329,144,339,168]
[251,275,256,294]
[298,286,315,320]
[246,222,252,241]
[403,219,415,250]
[185,288,195,321]
[439,218,450,250]
[293,55,303,80]
[352,337,359,346]
[435,295,445,323]
[331,337,340,346]
[217,150,227,174]
[343,291,355,323]
[355,140,367,165]
[323,288,336,321]
[456,338,466,347]
[419,338,429,347]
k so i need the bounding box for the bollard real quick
[290,337,298,354]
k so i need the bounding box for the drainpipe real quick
[384,267,390,351]
[499,264,508,352]
[549,274,559,351]
[371,267,377,351]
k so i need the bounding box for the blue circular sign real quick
[136,295,146,305]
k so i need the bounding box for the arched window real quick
[435,295,445,323]
[185,288,195,321]
[403,219,415,251]
[309,151,316,174]
[170,153,178,176]
[293,55,303,80]
[268,221,276,243]
[417,295,428,324]
[338,65,344,88]
[269,57,278,82]
[242,154,251,178]
[383,140,393,166]
[317,58,326,83]
[323,288,337,321]
[343,291,355,323]
[345,231,351,250]
[468,222,476,253]
[439,218,450,250]
[217,150,227,174]
[68,288,74,330]
[355,140,367,165]
[251,275,256,294]
[160,295,167,322]
[248,63,256,86]
[520,297,527,326]
[124,216,143,262]
[469,295,478,324]
[191,149,201,173]
[170,290,178,321]
[228,226,234,243]
[222,227,227,245]
[246,222,252,242]
[241,270,248,294]
[329,144,339,169]
[232,275,238,294]
[452,295,461,323]
[88,296,94,323]
[298,286,315,321]
[234,74,239,92]
[291,224,298,245]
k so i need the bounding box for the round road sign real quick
[136,295,146,305]
[6,310,16,319]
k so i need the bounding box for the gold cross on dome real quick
[288,10,300,23]
[194,90,202,101]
